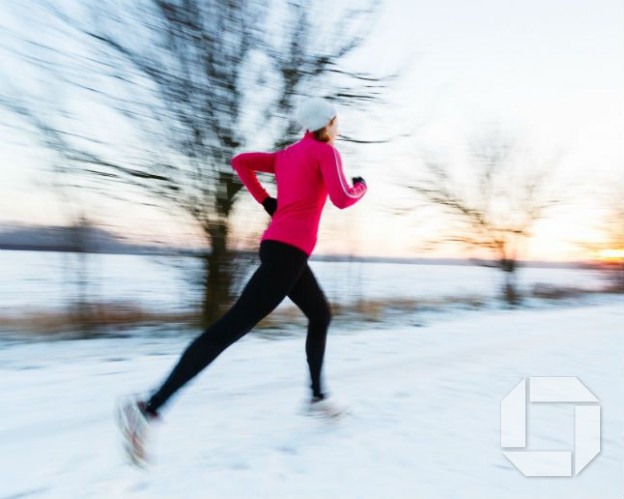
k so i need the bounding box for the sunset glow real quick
[597,248,624,260]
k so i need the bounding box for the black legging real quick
[145,240,331,414]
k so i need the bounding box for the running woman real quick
[117,97,367,465]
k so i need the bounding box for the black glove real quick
[352,176,366,187]
[261,196,277,216]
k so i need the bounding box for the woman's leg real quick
[145,241,308,414]
[287,265,332,399]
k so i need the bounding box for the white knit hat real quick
[296,97,337,132]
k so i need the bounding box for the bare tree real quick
[410,130,559,305]
[1,0,393,326]
[0,90,104,333]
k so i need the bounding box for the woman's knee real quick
[310,304,332,330]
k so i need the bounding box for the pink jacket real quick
[232,132,367,255]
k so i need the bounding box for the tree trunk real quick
[201,222,236,328]
[502,269,521,306]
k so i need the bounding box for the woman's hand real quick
[261,196,278,216]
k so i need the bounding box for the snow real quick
[0,301,622,498]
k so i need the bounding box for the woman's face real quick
[326,116,338,143]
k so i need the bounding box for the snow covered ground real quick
[0,300,622,498]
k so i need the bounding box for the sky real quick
[1,0,623,261]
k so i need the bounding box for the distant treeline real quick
[0,223,588,268]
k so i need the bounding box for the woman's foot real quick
[307,396,349,419]
[115,396,158,467]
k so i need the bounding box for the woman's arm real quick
[318,146,367,209]
[231,152,277,204]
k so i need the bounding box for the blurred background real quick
[0,2,623,498]
[0,0,621,336]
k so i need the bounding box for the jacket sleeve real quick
[231,152,277,204]
[318,145,367,209]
